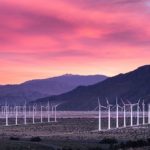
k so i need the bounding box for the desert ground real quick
[0,112,150,150]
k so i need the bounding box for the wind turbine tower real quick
[142,101,145,125]
[106,99,112,130]
[136,100,140,126]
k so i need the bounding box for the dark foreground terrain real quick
[0,118,150,150]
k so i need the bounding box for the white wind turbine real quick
[15,105,18,125]
[40,105,44,123]
[23,102,27,125]
[54,104,60,122]
[32,104,36,124]
[47,101,50,123]
[122,99,134,127]
[5,101,8,126]
[52,102,62,122]
[121,100,127,127]
[97,98,107,131]
[127,100,140,127]
[136,99,140,126]
[106,98,113,130]
[115,98,122,128]
[142,100,145,125]
[98,98,101,131]
[130,102,133,126]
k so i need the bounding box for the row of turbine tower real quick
[0,102,59,126]
[97,98,150,131]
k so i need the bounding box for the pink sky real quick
[0,0,150,84]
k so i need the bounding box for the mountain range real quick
[0,74,107,104]
[33,65,150,110]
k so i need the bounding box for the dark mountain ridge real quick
[34,65,150,110]
[0,74,107,104]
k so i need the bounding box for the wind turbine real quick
[136,99,140,126]
[122,100,126,127]
[54,104,59,122]
[53,102,63,122]
[98,98,101,131]
[142,100,145,125]
[129,101,133,126]
[115,97,122,128]
[47,101,50,123]
[40,105,43,123]
[22,94,29,123]
[24,102,27,125]
[127,100,140,127]
[106,98,113,130]
[5,101,8,126]
[15,105,18,125]
[97,98,107,131]
[127,100,134,126]
[32,104,36,124]
[122,99,135,127]
[51,105,54,120]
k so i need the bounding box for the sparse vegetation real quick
[99,138,118,144]
[9,136,20,141]
[0,118,149,150]
[30,136,42,142]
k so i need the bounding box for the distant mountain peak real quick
[33,64,150,110]
[62,73,74,76]
[136,64,150,71]
[0,74,107,104]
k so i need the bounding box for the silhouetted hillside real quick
[0,74,107,104]
[34,65,150,110]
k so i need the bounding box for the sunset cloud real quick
[0,0,150,84]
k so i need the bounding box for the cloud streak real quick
[0,0,150,84]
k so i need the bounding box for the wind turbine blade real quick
[101,106,107,109]
[98,97,100,106]
[121,98,125,105]
[127,100,131,104]
[138,99,140,104]
[106,97,109,105]
[94,106,98,111]
[116,97,118,105]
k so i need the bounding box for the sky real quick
[0,0,150,84]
